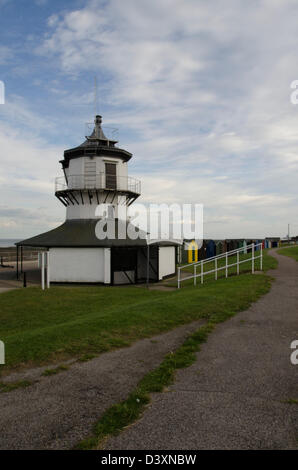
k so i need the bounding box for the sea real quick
[0,239,21,248]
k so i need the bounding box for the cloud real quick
[0,0,11,7]
[1,0,298,238]
[0,45,13,64]
[0,102,65,237]
[0,204,61,236]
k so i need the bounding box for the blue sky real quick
[1,0,298,239]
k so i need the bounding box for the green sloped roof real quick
[16,219,180,248]
[16,219,147,248]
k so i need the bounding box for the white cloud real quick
[0,45,13,64]
[0,103,65,237]
[34,0,298,236]
[2,0,298,238]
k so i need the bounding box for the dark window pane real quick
[105,163,117,189]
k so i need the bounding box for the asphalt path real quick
[0,319,205,449]
[105,250,298,450]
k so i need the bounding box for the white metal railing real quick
[177,242,263,288]
[55,173,141,195]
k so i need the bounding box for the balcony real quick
[55,173,141,196]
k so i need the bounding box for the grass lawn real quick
[277,246,298,262]
[0,250,276,376]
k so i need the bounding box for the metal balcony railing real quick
[55,173,141,195]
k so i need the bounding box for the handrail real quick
[178,242,263,288]
[55,173,141,194]
[182,242,258,269]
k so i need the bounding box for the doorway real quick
[111,247,137,284]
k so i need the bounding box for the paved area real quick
[0,288,17,293]
[0,261,39,290]
[105,250,298,450]
[0,319,205,449]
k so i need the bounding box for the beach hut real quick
[237,239,244,250]
[206,240,216,258]
[215,240,224,255]
[226,239,237,252]
[198,240,207,260]
[265,237,280,248]
[186,240,199,263]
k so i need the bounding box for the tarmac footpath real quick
[105,250,298,450]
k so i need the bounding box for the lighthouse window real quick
[105,163,117,189]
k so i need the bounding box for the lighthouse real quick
[17,115,179,284]
[56,115,140,217]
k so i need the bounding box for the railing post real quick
[237,250,239,275]
[178,267,181,289]
[194,264,197,286]
[225,251,228,278]
[201,260,203,284]
[260,243,263,271]
[16,245,19,280]
[41,252,45,290]
[252,243,255,274]
[215,258,217,280]
[46,252,50,289]
[21,246,23,274]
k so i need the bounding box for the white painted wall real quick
[159,246,176,280]
[49,247,107,283]
[63,155,129,220]
[66,156,128,185]
[65,157,84,182]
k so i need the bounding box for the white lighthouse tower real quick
[17,115,178,284]
[55,115,140,219]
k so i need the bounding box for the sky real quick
[0,0,298,239]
